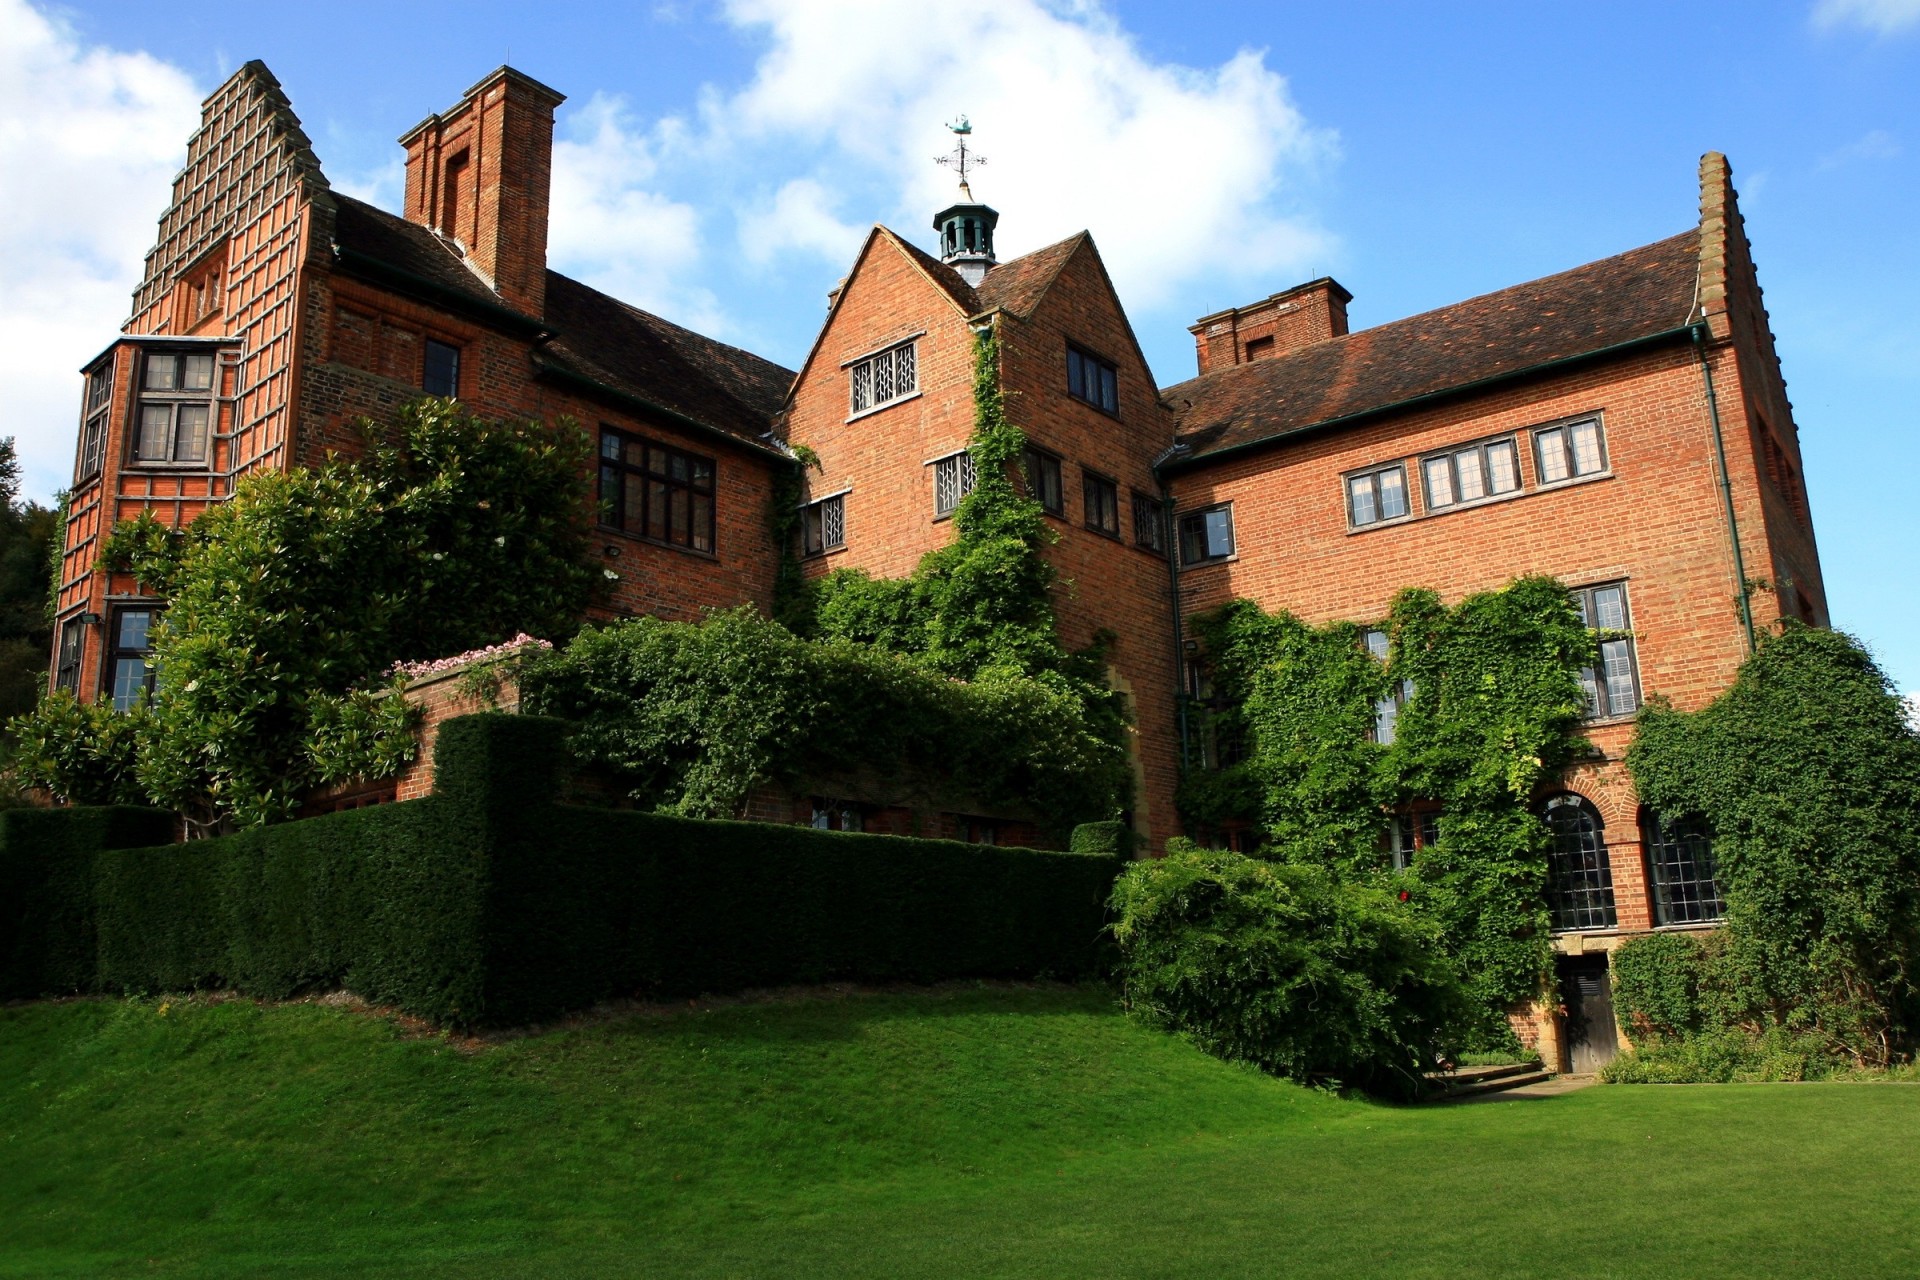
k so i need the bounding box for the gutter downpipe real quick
[1692,322,1757,653]
[1156,470,1191,771]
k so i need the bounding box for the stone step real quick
[1435,1060,1545,1086]
[1433,1069,1555,1100]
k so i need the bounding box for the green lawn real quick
[3,986,1916,1278]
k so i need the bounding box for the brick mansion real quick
[51,63,1825,1068]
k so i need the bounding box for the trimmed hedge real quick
[4,714,1122,1026]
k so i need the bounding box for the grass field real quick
[3,985,1917,1278]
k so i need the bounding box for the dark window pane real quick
[1544,797,1617,930]
[422,340,459,397]
[116,610,152,651]
[670,488,690,545]
[691,492,713,552]
[601,433,622,460]
[646,480,669,541]
[599,466,624,529]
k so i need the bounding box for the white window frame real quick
[1346,463,1410,528]
[1534,415,1609,486]
[1421,436,1521,511]
[932,450,977,519]
[848,340,918,418]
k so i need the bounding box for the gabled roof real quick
[976,233,1087,318]
[1164,231,1703,464]
[327,194,793,453]
[888,232,980,314]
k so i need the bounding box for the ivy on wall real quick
[1180,576,1595,1031]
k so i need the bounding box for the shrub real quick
[1601,1026,1835,1084]
[1109,845,1470,1098]
[1610,931,1708,1040]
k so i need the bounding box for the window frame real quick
[1361,627,1415,744]
[1022,446,1064,517]
[1383,805,1442,871]
[596,427,719,556]
[54,617,85,694]
[800,491,846,557]
[847,339,919,419]
[1082,469,1121,538]
[1532,414,1609,486]
[422,338,461,399]
[1066,343,1120,416]
[1642,812,1727,927]
[131,347,218,469]
[1419,435,1522,512]
[105,605,162,713]
[1571,581,1641,720]
[1345,463,1411,528]
[1177,503,1236,567]
[1131,490,1166,554]
[1542,793,1618,932]
[76,358,113,482]
[932,449,977,520]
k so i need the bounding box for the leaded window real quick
[1362,627,1414,744]
[1347,464,1410,527]
[54,617,85,693]
[1384,807,1442,871]
[933,451,976,518]
[77,361,112,481]
[598,429,716,553]
[801,493,845,556]
[1178,504,1235,566]
[1543,794,1617,931]
[1572,582,1640,719]
[1132,491,1165,553]
[134,349,215,465]
[1644,813,1726,925]
[1083,470,1120,537]
[108,607,160,712]
[1067,345,1119,414]
[810,797,862,832]
[1422,437,1520,510]
[1535,416,1608,484]
[850,341,917,415]
[1023,447,1063,515]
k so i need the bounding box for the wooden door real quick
[1559,955,1619,1075]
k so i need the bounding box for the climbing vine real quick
[1181,576,1594,1033]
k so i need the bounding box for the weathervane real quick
[936,116,985,198]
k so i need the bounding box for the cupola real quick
[933,117,998,287]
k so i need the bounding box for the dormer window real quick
[849,341,917,417]
[76,360,112,481]
[134,349,216,466]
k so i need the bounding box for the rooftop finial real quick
[936,116,985,201]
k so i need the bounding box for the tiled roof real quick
[885,231,980,314]
[539,274,794,448]
[1164,231,1702,462]
[977,233,1086,317]
[328,194,793,450]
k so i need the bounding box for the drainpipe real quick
[1692,324,1757,653]
[1159,477,1191,770]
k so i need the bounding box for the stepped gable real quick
[538,273,795,448]
[1166,231,1702,460]
[131,59,331,321]
[975,232,1087,317]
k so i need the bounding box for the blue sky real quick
[3,0,1915,697]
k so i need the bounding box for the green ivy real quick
[1181,576,1594,1033]
[1626,625,1920,1063]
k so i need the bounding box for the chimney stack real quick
[1189,277,1352,376]
[399,67,565,318]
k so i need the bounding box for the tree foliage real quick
[1110,843,1471,1098]
[1625,625,1920,1063]
[0,438,60,725]
[5,400,598,832]
[1179,577,1594,1033]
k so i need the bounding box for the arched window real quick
[1542,793,1616,931]
[1643,813,1726,926]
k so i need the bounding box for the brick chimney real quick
[399,67,565,318]
[1189,277,1352,376]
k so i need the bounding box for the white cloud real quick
[737,178,868,265]
[713,0,1335,311]
[547,93,723,334]
[1813,0,1920,33]
[1906,692,1920,732]
[1817,128,1901,170]
[0,0,201,503]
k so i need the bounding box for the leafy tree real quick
[6,400,598,832]
[0,438,60,723]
